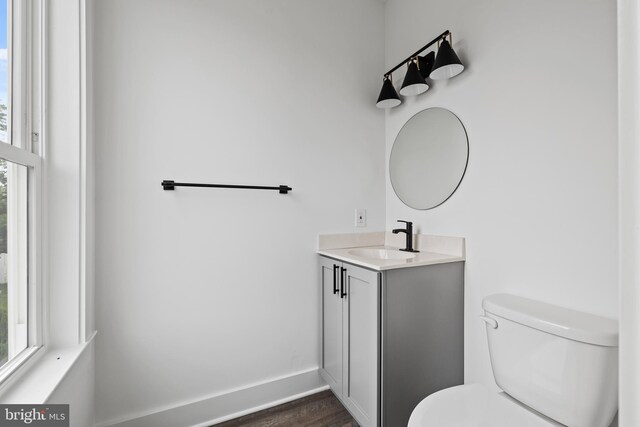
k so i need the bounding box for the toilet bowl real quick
[408,384,561,427]
[408,294,619,427]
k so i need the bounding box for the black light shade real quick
[376,76,401,109]
[399,60,429,96]
[417,51,436,80]
[429,39,464,80]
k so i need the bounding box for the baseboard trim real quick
[97,368,328,427]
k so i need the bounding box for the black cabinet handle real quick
[340,267,347,298]
[332,264,339,294]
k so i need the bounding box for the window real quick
[0,159,28,366]
[0,0,42,381]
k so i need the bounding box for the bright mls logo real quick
[0,405,69,426]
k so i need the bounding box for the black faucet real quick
[392,220,419,253]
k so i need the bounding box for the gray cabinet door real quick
[342,263,380,427]
[319,257,343,396]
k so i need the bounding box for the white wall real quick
[618,0,640,425]
[384,0,619,389]
[92,0,385,424]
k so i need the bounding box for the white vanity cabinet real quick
[320,256,380,427]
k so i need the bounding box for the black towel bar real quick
[161,180,292,194]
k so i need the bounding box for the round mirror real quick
[389,107,468,210]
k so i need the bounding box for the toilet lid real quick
[408,384,563,427]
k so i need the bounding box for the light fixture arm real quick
[384,30,450,78]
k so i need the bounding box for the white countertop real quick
[318,245,464,271]
[317,232,465,271]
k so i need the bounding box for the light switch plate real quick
[355,209,366,227]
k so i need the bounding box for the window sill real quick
[0,347,44,389]
[0,332,96,403]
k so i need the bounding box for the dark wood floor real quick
[214,390,359,427]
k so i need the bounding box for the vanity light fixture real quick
[399,58,429,96]
[376,30,464,109]
[376,74,402,108]
[430,36,465,80]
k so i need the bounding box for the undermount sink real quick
[348,248,416,260]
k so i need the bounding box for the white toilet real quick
[408,293,618,427]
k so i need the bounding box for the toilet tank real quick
[482,294,618,427]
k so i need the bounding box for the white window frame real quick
[0,0,44,386]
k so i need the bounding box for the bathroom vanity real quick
[318,232,465,427]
